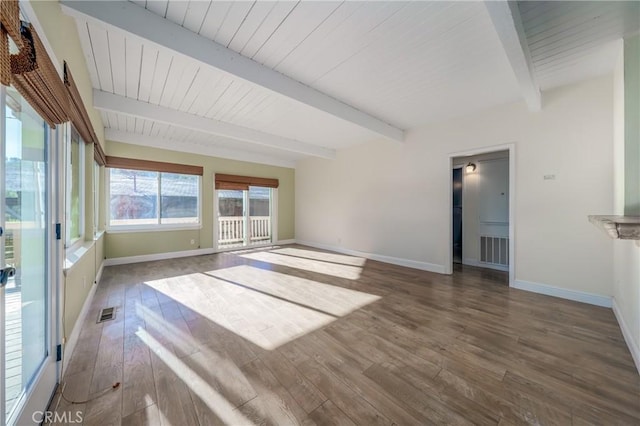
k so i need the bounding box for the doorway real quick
[452,167,463,264]
[448,145,515,286]
[215,186,275,250]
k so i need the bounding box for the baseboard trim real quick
[62,282,98,371]
[104,248,216,266]
[513,280,612,308]
[104,241,298,266]
[296,240,446,274]
[612,298,640,375]
[462,257,508,272]
[276,239,296,245]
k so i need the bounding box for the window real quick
[108,168,200,229]
[66,126,84,246]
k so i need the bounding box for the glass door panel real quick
[248,186,271,246]
[217,189,246,248]
[2,87,49,423]
[217,186,273,249]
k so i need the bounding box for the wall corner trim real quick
[612,298,640,375]
[296,240,446,274]
[512,279,612,308]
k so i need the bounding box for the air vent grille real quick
[480,236,508,266]
[97,307,116,323]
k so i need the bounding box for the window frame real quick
[214,185,278,251]
[65,124,84,249]
[93,160,100,236]
[106,167,202,233]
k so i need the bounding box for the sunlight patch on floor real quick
[144,266,380,350]
[136,328,254,425]
[270,247,367,267]
[208,265,380,316]
[239,251,363,279]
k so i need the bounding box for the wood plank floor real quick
[48,244,640,425]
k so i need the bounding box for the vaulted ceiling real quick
[61,1,639,167]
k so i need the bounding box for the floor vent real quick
[480,236,509,266]
[97,307,116,323]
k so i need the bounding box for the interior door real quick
[1,86,57,425]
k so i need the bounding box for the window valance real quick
[106,156,203,176]
[215,173,279,190]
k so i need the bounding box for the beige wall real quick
[104,141,295,259]
[296,75,614,298]
[29,0,105,147]
[63,240,99,335]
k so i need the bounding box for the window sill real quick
[106,224,202,234]
[94,230,106,240]
[64,240,96,275]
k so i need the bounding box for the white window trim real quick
[65,124,84,251]
[105,167,202,232]
[93,161,99,236]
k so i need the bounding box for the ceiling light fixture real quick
[465,162,476,173]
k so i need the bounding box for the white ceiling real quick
[518,1,639,90]
[64,1,639,168]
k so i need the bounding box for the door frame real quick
[1,91,61,426]
[213,183,279,252]
[446,143,515,287]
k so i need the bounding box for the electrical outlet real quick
[190,239,195,245]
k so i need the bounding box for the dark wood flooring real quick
[49,244,640,425]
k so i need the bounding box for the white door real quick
[1,86,58,425]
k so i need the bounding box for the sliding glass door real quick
[1,86,56,424]
[217,186,273,249]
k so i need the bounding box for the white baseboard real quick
[513,279,612,308]
[296,240,446,274]
[62,282,98,371]
[612,298,640,375]
[104,241,298,266]
[104,247,215,266]
[462,257,508,272]
[276,239,296,245]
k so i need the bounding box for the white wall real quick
[296,75,614,298]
